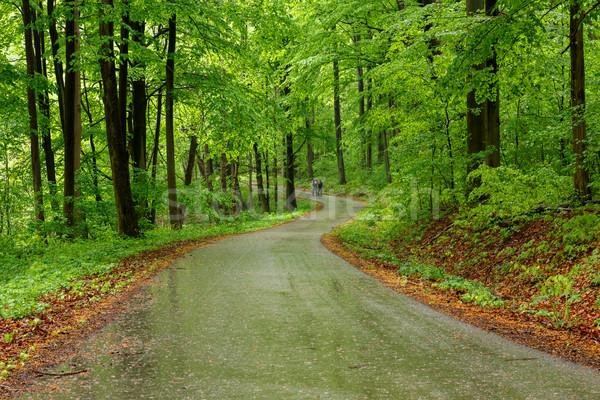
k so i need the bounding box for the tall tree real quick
[63,0,83,228]
[466,0,500,188]
[254,143,269,212]
[165,11,182,229]
[570,0,591,202]
[99,0,139,237]
[21,0,45,223]
[333,57,346,185]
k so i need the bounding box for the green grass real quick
[0,201,313,320]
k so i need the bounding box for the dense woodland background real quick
[0,0,598,238]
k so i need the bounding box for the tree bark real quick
[333,58,347,185]
[285,132,297,211]
[165,13,181,228]
[99,0,139,237]
[32,10,58,211]
[64,0,82,228]
[570,0,591,202]
[184,136,197,186]
[47,0,65,133]
[119,0,130,139]
[148,88,162,224]
[203,143,214,192]
[254,143,269,212]
[21,0,45,223]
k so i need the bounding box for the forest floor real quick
[0,202,315,390]
[327,205,600,370]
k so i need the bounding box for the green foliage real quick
[531,275,582,329]
[464,166,572,229]
[559,214,600,258]
[434,277,505,308]
[398,261,446,282]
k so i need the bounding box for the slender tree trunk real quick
[570,0,591,202]
[333,58,347,185]
[485,0,500,168]
[119,0,130,139]
[184,136,197,186]
[149,88,162,224]
[165,13,181,229]
[219,153,227,192]
[64,0,82,229]
[285,132,297,211]
[247,152,253,210]
[265,150,271,211]
[33,13,58,211]
[203,143,214,192]
[21,0,45,223]
[273,149,279,211]
[306,130,315,179]
[99,0,139,237]
[82,72,102,202]
[355,36,367,169]
[254,143,269,212]
[366,74,373,170]
[131,20,148,212]
[47,0,65,133]
[232,160,242,214]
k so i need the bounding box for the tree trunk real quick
[220,153,228,193]
[82,72,102,202]
[570,0,591,202]
[119,0,130,139]
[366,74,373,170]
[484,0,500,168]
[355,36,367,169]
[184,136,197,186]
[47,0,65,133]
[466,0,501,185]
[254,143,269,212]
[21,0,45,223]
[285,132,297,211]
[32,13,58,211]
[333,58,347,185]
[203,143,214,192]
[131,20,148,211]
[165,13,181,229]
[306,133,314,179]
[264,150,271,211]
[64,0,82,229]
[149,88,162,224]
[99,0,139,237]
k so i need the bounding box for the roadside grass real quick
[0,200,313,320]
[335,220,505,309]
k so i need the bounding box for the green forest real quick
[1,0,600,384]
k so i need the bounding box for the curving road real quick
[23,195,600,399]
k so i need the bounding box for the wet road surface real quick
[23,196,600,399]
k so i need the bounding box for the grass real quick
[0,201,313,320]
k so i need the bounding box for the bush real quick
[464,166,572,229]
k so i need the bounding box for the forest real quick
[0,0,600,385]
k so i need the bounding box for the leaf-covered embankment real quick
[327,202,600,370]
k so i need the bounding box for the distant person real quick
[317,179,323,197]
[312,178,319,197]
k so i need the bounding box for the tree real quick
[21,0,45,223]
[333,57,346,185]
[99,0,139,237]
[63,0,83,229]
[166,11,182,229]
[570,0,591,202]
